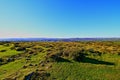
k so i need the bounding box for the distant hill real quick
[0,38,120,42]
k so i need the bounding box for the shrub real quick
[14,43,20,47]
[32,47,44,52]
[3,43,10,47]
[87,48,102,56]
[0,58,3,62]
[7,58,14,62]
[24,71,50,80]
[69,49,85,62]
[0,50,7,52]
[15,47,26,51]
[118,52,120,55]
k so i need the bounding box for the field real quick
[0,41,120,80]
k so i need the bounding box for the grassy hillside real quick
[0,41,120,80]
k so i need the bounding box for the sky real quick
[0,0,120,38]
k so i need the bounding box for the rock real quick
[24,71,50,80]
[7,58,14,62]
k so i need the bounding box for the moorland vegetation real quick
[0,41,120,80]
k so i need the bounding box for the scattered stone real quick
[24,71,50,80]
[7,58,14,62]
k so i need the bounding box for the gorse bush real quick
[0,41,120,80]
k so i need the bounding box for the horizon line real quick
[0,37,120,39]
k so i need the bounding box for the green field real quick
[0,41,120,80]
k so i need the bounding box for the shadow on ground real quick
[81,57,115,65]
[49,54,114,65]
[49,55,72,63]
[53,56,71,63]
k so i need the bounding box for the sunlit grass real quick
[0,45,23,58]
[48,54,120,80]
[0,41,120,80]
[0,59,25,79]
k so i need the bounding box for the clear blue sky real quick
[0,0,120,38]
